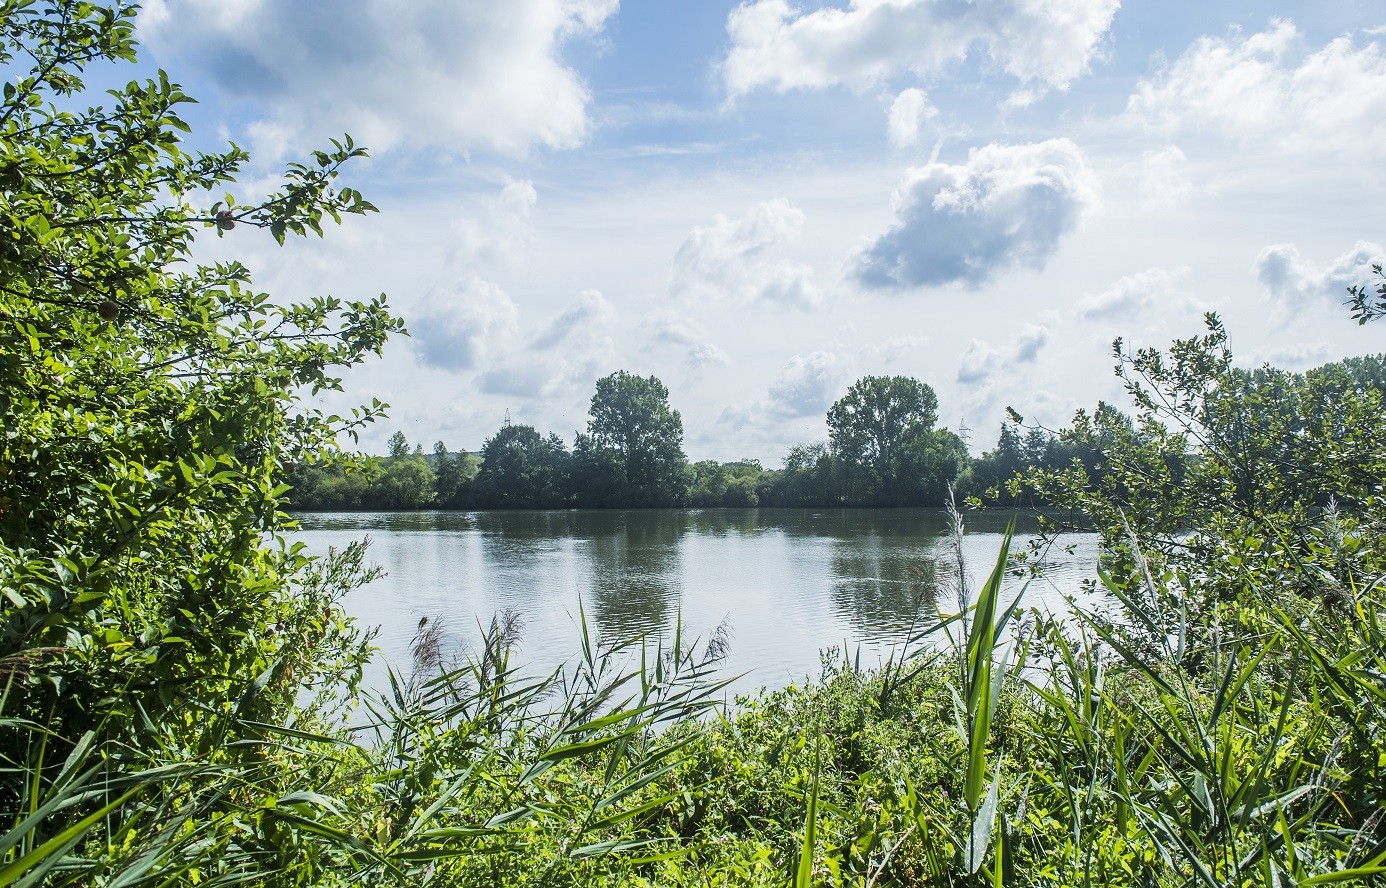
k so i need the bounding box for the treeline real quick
[288,354,1386,512]
[287,372,971,510]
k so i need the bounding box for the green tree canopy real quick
[372,452,436,510]
[763,441,840,506]
[690,459,765,507]
[473,423,570,508]
[577,371,690,507]
[433,439,475,507]
[0,0,399,755]
[1022,316,1386,598]
[827,375,959,504]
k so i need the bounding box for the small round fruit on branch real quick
[98,300,119,321]
[215,210,236,231]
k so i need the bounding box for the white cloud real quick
[862,335,929,365]
[1254,241,1382,320]
[671,199,820,307]
[1011,324,1049,363]
[888,88,936,148]
[450,180,539,270]
[956,324,1050,386]
[853,139,1097,289]
[139,0,617,157]
[1078,266,1195,320]
[479,290,619,397]
[638,311,733,372]
[767,351,848,417]
[1127,21,1386,153]
[528,294,620,394]
[723,0,1118,98]
[687,343,733,369]
[1137,145,1194,209]
[956,340,995,385]
[410,276,518,372]
[642,311,704,347]
[1254,342,1334,370]
[530,289,615,349]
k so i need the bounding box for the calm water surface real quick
[290,509,1099,698]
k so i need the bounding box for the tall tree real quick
[433,440,471,507]
[371,451,436,510]
[472,424,570,508]
[578,371,690,507]
[690,459,765,507]
[827,375,950,504]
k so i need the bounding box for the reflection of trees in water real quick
[473,509,577,542]
[475,512,577,568]
[829,536,939,642]
[374,511,468,533]
[585,512,684,643]
[766,508,953,543]
[687,509,763,536]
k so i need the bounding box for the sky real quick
[120,0,1386,463]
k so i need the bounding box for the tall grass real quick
[9,510,1386,886]
[1,606,733,886]
[774,506,1386,886]
[1018,520,1386,886]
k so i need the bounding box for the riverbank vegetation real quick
[4,4,1386,885]
[286,371,977,511]
[287,351,1386,516]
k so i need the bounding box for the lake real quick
[290,509,1100,699]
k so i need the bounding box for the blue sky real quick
[127,0,1386,462]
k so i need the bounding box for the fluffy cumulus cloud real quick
[955,341,995,385]
[1137,145,1195,209]
[1127,21,1386,153]
[642,311,705,347]
[767,351,848,417]
[480,290,618,397]
[888,88,936,148]
[410,276,518,372]
[686,343,733,370]
[450,180,539,269]
[1255,241,1382,319]
[477,363,551,398]
[1078,266,1195,320]
[530,289,615,349]
[956,324,1050,386]
[862,335,929,365]
[670,199,820,307]
[639,311,733,372]
[722,0,1118,98]
[853,139,1097,289]
[138,0,617,156]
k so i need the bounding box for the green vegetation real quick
[826,376,967,507]
[286,354,1386,516]
[574,370,692,507]
[4,4,1386,886]
[286,373,971,511]
[470,424,572,508]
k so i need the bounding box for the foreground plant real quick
[0,0,399,881]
